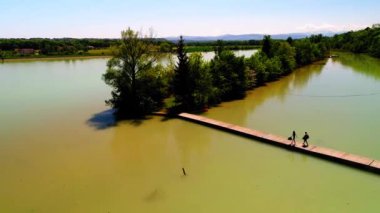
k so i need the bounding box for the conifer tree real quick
[172,36,193,111]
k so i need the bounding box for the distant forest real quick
[330,25,380,57]
[1,25,380,59]
[0,38,259,58]
[0,38,119,57]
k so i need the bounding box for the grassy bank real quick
[87,48,114,55]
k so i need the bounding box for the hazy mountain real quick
[165,31,339,42]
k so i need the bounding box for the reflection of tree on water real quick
[206,60,325,124]
[291,61,325,90]
[334,52,380,80]
[102,117,213,202]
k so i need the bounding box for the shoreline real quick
[1,48,260,63]
[1,55,112,63]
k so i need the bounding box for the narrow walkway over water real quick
[154,112,380,174]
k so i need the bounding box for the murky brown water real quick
[0,52,379,212]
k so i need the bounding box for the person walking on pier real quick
[290,130,296,146]
[302,132,309,147]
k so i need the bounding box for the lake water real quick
[0,51,379,212]
[158,49,258,65]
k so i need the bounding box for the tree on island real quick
[262,35,274,58]
[171,36,193,112]
[102,28,330,117]
[171,36,215,112]
[103,28,166,118]
[286,37,294,45]
[210,49,247,101]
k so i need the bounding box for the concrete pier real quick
[153,112,380,174]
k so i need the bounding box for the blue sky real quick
[1,0,379,38]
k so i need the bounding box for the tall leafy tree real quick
[246,53,269,86]
[370,36,380,57]
[286,37,294,45]
[294,39,315,65]
[0,49,4,62]
[210,50,247,101]
[273,42,296,73]
[103,28,166,117]
[214,40,225,57]
[188,53,214,109]
[262,35,274,58]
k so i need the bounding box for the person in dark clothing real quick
[290,130,296,146]
[302,132,309,147]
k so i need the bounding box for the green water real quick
[0,52,379,212]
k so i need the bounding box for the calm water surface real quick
[158,49,258,65]
[0,51,379,212]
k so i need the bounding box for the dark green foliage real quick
[286,37,294,45]
[188,53,215,109]
[246,35,327,86]
[214,40,225,56]
[330,26,380,58]
[0,37,259,59]
[0,38,119,56]
[171,38,250,112]
[246,52,282,84]
[309,34,323,43]
[171,36,193,111]
[210,50,247,101]
[273,42,296,73]
[265,56,283,80]
[173,39,251,108]
[185,45,258,53]
[0,38,176,58]
[294,39,315,65]
[171,37,215,112]
[184,39,259,53]
[294,38,327,66]
[103,29,166,118]
[185,40,261,46]
[245,53,268,85]
[370,36,380,57]
[262,35,274,58]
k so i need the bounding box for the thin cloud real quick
[297,23,369,32]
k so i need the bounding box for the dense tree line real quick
[0,38,119,55]
[330,26,380,57]
[186,40,261,46]
[171,34,327,112]
[104,29,328,117]
[157,40,260,53]
[246,35,327,85]
[0,37,259,58]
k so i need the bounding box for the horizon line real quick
[0,30,347,40]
